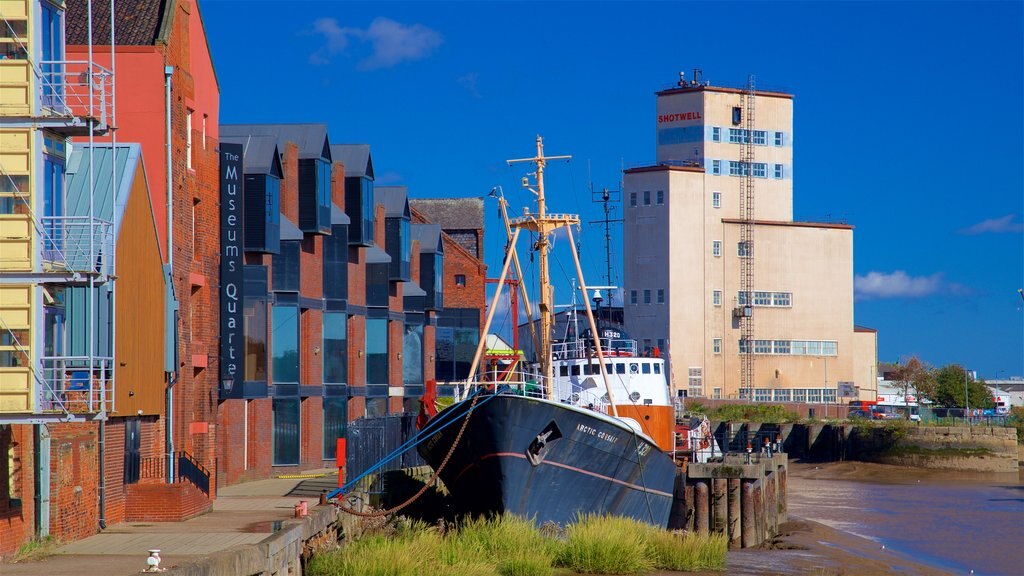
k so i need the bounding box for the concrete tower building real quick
[623,72,877,403]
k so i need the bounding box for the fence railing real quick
[39,355,114,414]
[36,60,113,128]
[131,451,211,496]
[346,413,425,494]
[40,216,114,277]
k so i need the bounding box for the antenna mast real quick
[589,186,623,286]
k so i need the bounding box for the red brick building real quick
[410,199,487,383]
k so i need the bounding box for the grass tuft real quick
[646,530,728,571]
[555,514,654,575]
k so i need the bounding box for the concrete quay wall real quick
[714,422,1019,473]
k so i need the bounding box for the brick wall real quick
[442,236,487,331]
[0,424,32,558]
[47,423,100,544]
[124,482,211,522]
[102,419,126,526]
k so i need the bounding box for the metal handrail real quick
[39,355,114,414]
[552,337,638,359]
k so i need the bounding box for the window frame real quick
[711,126,721,142]
[712,191,721,208]
[712,240,721,257]
[712,289,722,306]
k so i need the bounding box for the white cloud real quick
[308,17,442,69]
[959,214,1024,235]
[457,72,481,98]
[854,270,969,300]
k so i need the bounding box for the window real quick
[191,199,199,257]
[630,290,637,305]
[323,312,347,384]
[272,398,300,466]
[711,127,721,142]
[657,289,664,304]
[643,289,651,304]
[731,107,742,125]
[323,225,349,300]
[186,109,193,170]
[712,241,721,257]
[774,164,784,179]
[272,241,301,292]
[656,190,664,205]
[642,363,651,374]
[774,389,792,403]
[824,389,837,403]
[271,306,299,383]
[455,274,466,287]
[712,290,722,306]
[729,161,748,176]
[772,292,791,307]
[774,131,784,146]
[737,241,752,258]
[754,291,772,306]
[654,363,661,374]
[39,3,63,105]
[712,191,721,208]
[754,339,772,354]
[752,163,767,178]
[793,389,807,403]
[711,160,721,175]
[752,130,766,145]
[688,367,703,397]
[366,318,388,385]
[807,389,823,403]
[773,340,791,354]
[755,388,771,402]
[202,114,208,149]
[643,190,651,205]
[243,266,269,382]
[615,363,626,375]
[365,397,388,418]
[322,395,347,460]
[713,338,722,354]
[728,128,747,144]
[403,321,423,386]
[630,192,637,207]
[713,387,722,399]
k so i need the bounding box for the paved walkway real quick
[1,470,339,576]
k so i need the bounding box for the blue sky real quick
[202,1,1023,379]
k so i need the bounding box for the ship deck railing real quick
[551,338,638,360]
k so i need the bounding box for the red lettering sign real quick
[657,111,703,124]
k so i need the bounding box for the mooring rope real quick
[333,389,488,518]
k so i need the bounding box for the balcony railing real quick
[38,355,114,415]
[40,216,114,278]
[37,60,113,130]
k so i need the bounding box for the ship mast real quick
[507,136,572,398]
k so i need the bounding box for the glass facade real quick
[366,263,389,307]
[272,306,299,383]
[244,267,269,382]
[403,321,423,385]
[272,398,300,465]
[272,241,300,292]
[366,317,388,385]
[323,312,347,384]
[345,176,375,245]
[322,395,347,460]
[323,225,348,300]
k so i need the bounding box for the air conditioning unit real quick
[732,306,753,318]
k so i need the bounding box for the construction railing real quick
[39,355,114,414]
[39,215,114,277]
[37,60,113,129]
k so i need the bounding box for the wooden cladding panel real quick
[0,284,32,412]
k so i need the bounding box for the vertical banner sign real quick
[219,143,244,399]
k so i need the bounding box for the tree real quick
[891,356,935,419]
[932,364,994,409]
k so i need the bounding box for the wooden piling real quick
[727,478,741,548]
[712,478,727,533]
[741,480,755,548]
[695,481,709,534]
[752,480,764,545]
[683,484,695,532]
[778,466,788,523]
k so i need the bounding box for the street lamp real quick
[964,366,970,425]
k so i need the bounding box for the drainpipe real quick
[33,424,50,538]
[164,65,175,484]
[98,419,106,529]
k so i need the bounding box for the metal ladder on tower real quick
[739,75,756,398]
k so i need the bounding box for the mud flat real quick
[783,461,1023,576]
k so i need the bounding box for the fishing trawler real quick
[417,137,677,527]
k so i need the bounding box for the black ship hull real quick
[417,393,677,527]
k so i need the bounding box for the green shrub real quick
[708,404,800,423]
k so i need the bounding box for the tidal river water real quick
[787,463,1024,576]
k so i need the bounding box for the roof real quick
[331,203,351,225]
[365,245,391,264]
[331,144,373,179]
[409,198,484,231]
[280,214,303,241]
[411,224,443,254]
[376,186,410,218]
[854,325,878,333]
[219,135,281,177]
[624,164,704,175]
[401,281,426,298]
[655,84,793,100]
[67,0,172,46]
[65,144,147,270]
[221,124,331,161]
[65,143,143,239]
[721,218,855,231]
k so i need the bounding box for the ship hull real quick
[417,394,677,527]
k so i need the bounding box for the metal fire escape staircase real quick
[0,3,116,422]
[739,76,756,398]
